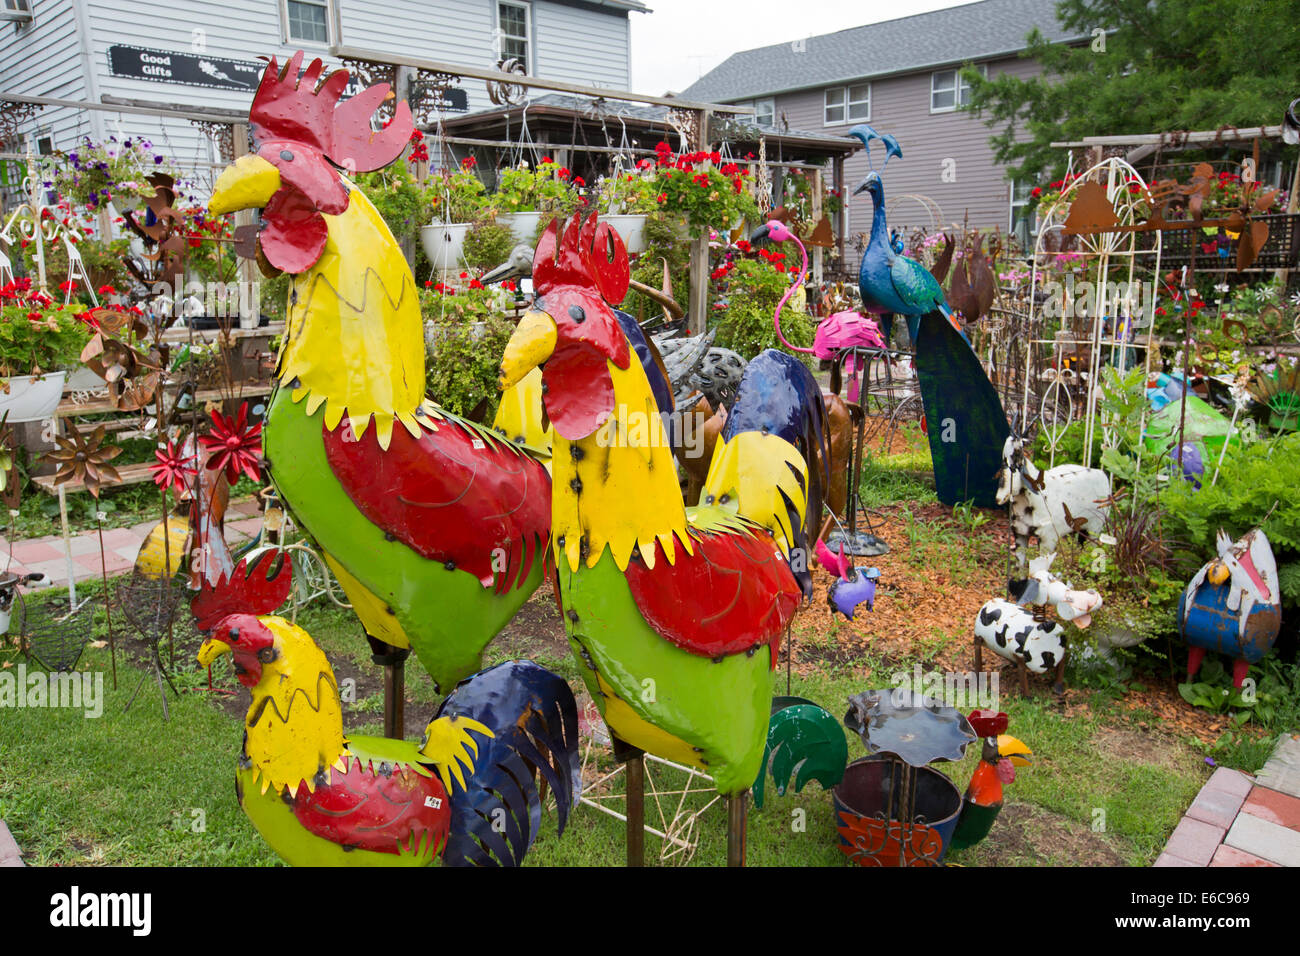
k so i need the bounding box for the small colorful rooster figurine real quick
[949,710,1032,852]
[193,550,580,867]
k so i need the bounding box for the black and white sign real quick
[106,45,263,92]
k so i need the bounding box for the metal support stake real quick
[366,634,408,740]
[624,752,645,867]
[727,791,748,867]
[56,483,76,607]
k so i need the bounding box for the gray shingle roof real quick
[679,0,1076,102]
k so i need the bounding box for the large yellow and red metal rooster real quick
[499,215,827,811]
[207,53,550,693]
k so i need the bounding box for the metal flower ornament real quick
[149,439,198,497]
[42,425,123,499]
[199,403,263,485]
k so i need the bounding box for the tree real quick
[964,0,1300,184]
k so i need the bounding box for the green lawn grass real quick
[1,601,1209,867]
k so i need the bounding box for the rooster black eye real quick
[568,305,585,323]
[279,149,294,162]
[228,627,240,642]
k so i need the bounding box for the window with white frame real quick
[498,2,531,74]
[0,0,32,22]
[825,84,870,126]
[847,83,871,121]
[752,98,775,128]
[1010,180,1037,250]
[283,0,331,45]
[930,64,985,112]
[824,87,845,125]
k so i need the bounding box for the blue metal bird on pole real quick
[847,124,1010,507]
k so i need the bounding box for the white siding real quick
[0,0,635,196]
[0,0,93,154]
[533,1,629,90]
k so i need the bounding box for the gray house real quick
[680,0,1080,250]
[0,0,646,185]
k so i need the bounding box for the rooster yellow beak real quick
[500,309,557,390]
[196,636,232,669]
[208,154,280,216]
[1207,561,1231,586]
[997,734,1033,766]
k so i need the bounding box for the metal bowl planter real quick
[833,755,963,866]
[836,688,976,867]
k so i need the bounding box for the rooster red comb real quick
[250,51,413,173]
[530,214,632,441]
[191,549,293,632]
[533,213,631,305]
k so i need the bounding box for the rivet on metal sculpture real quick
[193,550,580,867]
[847,125,1010,507]
[207,52,552,698]
[1180,527,1282,689]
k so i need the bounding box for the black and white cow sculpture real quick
[996,432,1111,570]
[974,557,1103,694]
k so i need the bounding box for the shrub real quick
[462,221,516,272]
[421,283,516,420]
[352,165,430,244]
[712,255,814,360]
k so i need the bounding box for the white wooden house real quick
[0,0,646,190]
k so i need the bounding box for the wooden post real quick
[727,791,748,867]
[688,237,708,335]
[230,123,258,313]
[687,109,712,334]
[833,155,846,273]
[811,167,824,290]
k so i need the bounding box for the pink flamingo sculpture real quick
[749,219,885,403]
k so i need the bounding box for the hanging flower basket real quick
[600,214,648,254]
[421,222,471,274]
[498,211,544,245]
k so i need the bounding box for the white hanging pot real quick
[601,214,648,254]
[420,222,472,274]
[63,366,106,393]
[498,212,544,246]
[0,370,68,423]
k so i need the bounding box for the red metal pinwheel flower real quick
[199,403,263,485]
[150,439,197,497]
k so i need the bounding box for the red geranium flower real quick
[199,403,263,485]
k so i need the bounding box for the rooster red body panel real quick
[291,755,450,856]
[626,528,799,666]
[322,416,550,593]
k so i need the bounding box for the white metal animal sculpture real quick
[974,556,1103,693]
[996,432,1111,566]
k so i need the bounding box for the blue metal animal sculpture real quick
[1180,528,1282,689]
[848,125,1010,507]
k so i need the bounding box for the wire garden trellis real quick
[1024,156,1163,478]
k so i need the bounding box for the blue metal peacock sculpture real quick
[849,125,1009,507]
